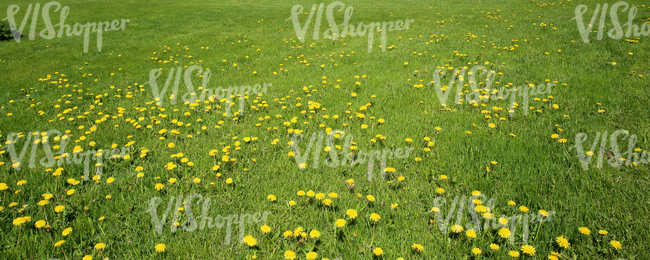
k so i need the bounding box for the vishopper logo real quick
[572,1,650,43]
[288,1,414,53]
[2,1,130,53]
[1,129,132,180]
[146,193,272,245]
[143,65,271,117]
[429,65,555,117]
[569,129,649,171]
[431,194,556,245]
[289,130,413,181]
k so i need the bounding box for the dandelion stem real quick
[534,220,543,242]
[370,223,376,246]
[61,247,68,260]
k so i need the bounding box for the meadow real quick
[0,0,649,259]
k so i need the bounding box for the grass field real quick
[1,0,649,259]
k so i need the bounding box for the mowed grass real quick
[0,0,649,259]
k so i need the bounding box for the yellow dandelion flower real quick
[284,250,296,260]
[498,228,511,238]
[336,219,346,228]
[521,245,535,256]
[370,213,381,222]
[556,236,570,248]
[35,220,46,228]
[451,224,464,233]
[346,209,358,219]
[155,243,166,252]
[261,225,271,233]
[243,235,257,247]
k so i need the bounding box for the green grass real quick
[1,0,649,259]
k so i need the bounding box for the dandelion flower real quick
[243,235,257,247]
[490,244,500,251]
[95,243,106,249]
[498,228,511,238]
[309,230,321,239]
[62,227,72,236]
[509,251,520,258]
[556,236,570,248]
[336,219,346,228]
[466,230,477,238]
[13,217,28,226]
[451,224,463,233]
[54,240,65,247]
[412,243,424,252]
[373,247,384,256]
[610,240,622,250]
[472,248,482,255]
[521,245,536,256]
[370,213,381,222]
[261,225,271,233]
[578,227,591,235]
[284,250,296,260]
[35,220,46,228]
[346,209,358,219]
[155,243,166,252]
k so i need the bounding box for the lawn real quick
[0,0,649,259]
